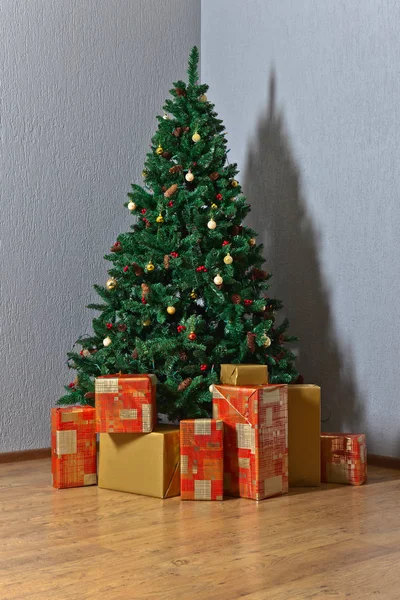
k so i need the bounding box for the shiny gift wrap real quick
[220,364,268,386]
[51,406,97,489]
[321,433,367,486]
[95,374,156,433]
[180,419,224,501]
[212,384,288,500]
[98,425,180,498]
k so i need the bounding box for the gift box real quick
[51,406,97,489]
[321,433,367,486]
[220,364,268,386]
[212,384,288,500]
[288,385,321,487]
[95,374,157,433]
[98,425,180,498]
[180,419,224,501]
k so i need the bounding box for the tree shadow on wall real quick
[243,71,363,433]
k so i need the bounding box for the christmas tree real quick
[59,47,299,420]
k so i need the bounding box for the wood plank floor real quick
[0,461,399,600]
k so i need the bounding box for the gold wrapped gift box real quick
[98,425,180,498]
[220,364,268,386]
[288,384,321,487]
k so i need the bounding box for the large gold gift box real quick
[220,364,268,386]
[288,385,321,487]
[98,425,180,498]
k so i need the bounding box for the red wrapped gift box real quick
[321,433,367,486]
[95,374,157,433]
[180,419,223,501]
[51,406,97,489]
[212,384,288,501]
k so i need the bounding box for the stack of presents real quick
[51,365,367,498]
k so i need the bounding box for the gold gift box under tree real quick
[220,364,268,386]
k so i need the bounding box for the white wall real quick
[1,0,200,451]
[202,0,400,456]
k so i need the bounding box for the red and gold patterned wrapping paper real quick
[212,384,288,501]
[95,374,157,433]
[321,433,367,486]
[180,419,224,501]
[51,406,97,489]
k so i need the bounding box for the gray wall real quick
[202,0,400,456]
[1,0,200,452]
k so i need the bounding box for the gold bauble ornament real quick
[223,254,233,265]
[155,145,163,155]
[231,180,239,187]
[166,306,176,315]
[263,336,272,348]
[207,219,217,230]
[185,171,194,182]
[199,94,208,102]
[127,201,136,211]
[162,112,170,120]
[211,203,218,210]
[209,384,214,393]
[106,277,117,290]
[213,274,223,285]
[192,132,201,143]
[249,237,256,246]
[190,290,197,299]
[142,170,148,178]
[156,214,164,223]
[146,262,155,271]
[142,319,151,326]
[103,336,112,347]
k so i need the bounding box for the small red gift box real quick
[51,406,97,489]
[212,384,288,500]
[180,419,224,501]
[95,374,157,433]
[321,433,367,486]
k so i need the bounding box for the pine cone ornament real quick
[110,241,122,253]
[179,351,187,361]
[141,282,150,295]
[162,151,172,159]
[132,262,143,276]
[231,294,241,305]
[173,127,183,137]
[132,349,138,360]
[84,392,95,400]
[117,323,127,332]
[251,268,269,281]
[164,183,178,198]
[178,377,192,391]
[175,88,186,97]
[247,332,256,353]
[169,165,183,174]
[231,225,243,236]
[209,171,219,181]
[163,254,170,269]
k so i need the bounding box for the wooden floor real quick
[1,462,400,600]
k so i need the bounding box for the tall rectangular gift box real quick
[288,385,321,487]
[51,406,97,489]
[95,374,157,433]
[212,384,288,500]
[98,425,180,498]
[180,419,224,501]
[321,433,367,486]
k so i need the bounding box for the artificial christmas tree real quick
[58,47,298,420]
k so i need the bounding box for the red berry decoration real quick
[177,325,186,333]
[141,208,147,214]
[193,162,197,166]
[216,193,223,201]
[168,201,174,207]
[68,382,75,389]
[222,240,230,246]
[200,364,207,371]
[188,332,197,341]
[170,251,179,258]
[141,296,147,304]
[123,266,129,272]
[106,322,113,329]
[244,299,253,306]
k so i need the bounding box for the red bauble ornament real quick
[170,251,179,258]
[244,299,253,306]
[68,382,75,389]
[216,193,223,201]
[106,322,113,329]
[123,266,129,272]
[141,297,147,304]
[222,240,230,246]
[168,201,174,207]
[141,208,147,214]
[200,364,207,371]
[177,325,186,333]
[188,332,197,341]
